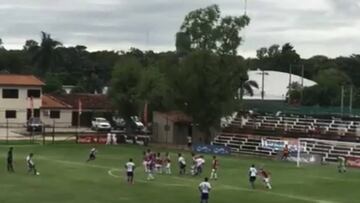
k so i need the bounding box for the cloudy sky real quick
[0,0,359,58]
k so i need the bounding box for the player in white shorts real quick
[163,152,171,175]
[249,164,257,189]
[259,168,272,189]
[125,158,136,184]
[26,153,39,175]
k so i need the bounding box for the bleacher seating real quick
[238,115,360,139]
[212,114,360,163]
[212,132,360,162]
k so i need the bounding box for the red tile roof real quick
[53,94,113,110]
[41,95,72,109]
[0,74,45,86]
[159,111,193,123]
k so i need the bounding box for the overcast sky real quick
[0,0,359,58]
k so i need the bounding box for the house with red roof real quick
[0,74,44,124]
[41,95,73,127]
[0,74,114,127]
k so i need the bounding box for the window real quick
[5,110,16,119]
[2,89,18,99]
[27,89,41,98]
[50,110,60,119]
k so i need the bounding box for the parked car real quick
[112,116,145,132]
[131,116,145,131]
[26,117,43,132]
[91,117,111,131]
[112,116,126,130]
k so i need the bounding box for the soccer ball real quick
[36,172,40,175]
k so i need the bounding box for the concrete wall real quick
[0,86,42,124]
[41,109,73,127]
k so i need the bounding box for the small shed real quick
[152,111,207,145]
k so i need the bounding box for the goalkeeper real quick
[338,156,346,173]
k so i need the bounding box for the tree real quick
[0,38,4,49]
[109,58,142,132]
[240,79,259,99]
[177,4,249,55]
[137,66,171,112]
[33,32,62,74]
[43,74,64,93]
[287,82,302,104]
[172,51,246,142]
[255,43,300,72]
[302,69,351,106]
[23,40,39,52]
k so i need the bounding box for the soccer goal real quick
[296,138,360,167]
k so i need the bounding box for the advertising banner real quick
[287,153,322,164]
[261,138,306,152]
[193,144,231,155]
[78,134,106,144]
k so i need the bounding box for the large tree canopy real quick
[177,4,250,55]
[172,51,245,137]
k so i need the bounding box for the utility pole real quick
[261,70,265,100]
[341,86,345,115]
[244,0,248,15]
[288,64,292,104]
[349,85,353,115]
[301,64,304,103]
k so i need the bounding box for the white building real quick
[41,95,73,127]
[243,70,317,101]
[0,75,44,125]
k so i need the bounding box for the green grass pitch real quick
[0,144,359,203]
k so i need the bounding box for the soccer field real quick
[0,144,359,203]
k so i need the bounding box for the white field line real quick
[37,157,339,203]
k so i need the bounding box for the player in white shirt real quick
[125,158,136,184]
[199,177,212,203]
[163,152,171,175]
[178,153,186,175]
[26,153,39,175]
[86,147,97,162]
[195,156,205,176]
[249,164,257,189]
[106,132,112,145]
[191,153,197,176]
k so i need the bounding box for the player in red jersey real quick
[146,153,156,180]
[259,168,272,189]
[210,156,219,180]
[281,145,289,160]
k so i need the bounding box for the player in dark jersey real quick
[259,168,272,189]
[210,156,219,180]
[7,147,14,172]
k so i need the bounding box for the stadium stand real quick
[212,114,360,162]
